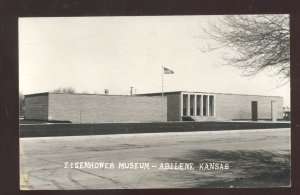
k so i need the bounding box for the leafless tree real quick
[203,15,290,86]
[52,87,76,94]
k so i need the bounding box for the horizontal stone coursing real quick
[24,92,284,123]
[48,94,167,123]
[24,94,48,120]
[167,94,181,121]
[214,94,283,120]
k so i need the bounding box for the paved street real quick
[20,128,290,189]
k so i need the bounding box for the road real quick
[20,128,290,189]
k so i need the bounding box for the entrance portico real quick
[181,92,215,119]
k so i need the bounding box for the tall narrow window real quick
[190,95,195,116]
[182,94,188,116]
[203,95,207,116]
[209,95,214,116]
[196,95,201,116]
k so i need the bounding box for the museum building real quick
[24,91,283,123]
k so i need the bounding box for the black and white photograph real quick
[19,15,291,190]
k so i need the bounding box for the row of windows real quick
[182,94,214,116]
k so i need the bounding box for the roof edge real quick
[24,91,283,98]
[138,91,283,98]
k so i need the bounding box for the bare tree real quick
[52,87,76,94]
[203,15,290,86]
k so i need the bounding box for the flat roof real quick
[24,92,50,97]
[138,91,283,98]
[25,91,283,98]
[24,92,165,98]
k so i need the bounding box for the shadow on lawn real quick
[158,149,290,188]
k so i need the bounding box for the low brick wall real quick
[20,122,290,138]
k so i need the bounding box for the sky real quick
[19,15,290,107]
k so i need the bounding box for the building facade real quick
[24,91,283,123]
[141,91,283,122]
[24,93,167,123]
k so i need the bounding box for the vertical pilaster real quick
[213,95,216,116]
[187,94,190,116]
[180,93,183,120]
[196,95,199,116]
[207,95,210,116]
[200,94,203,116]
[194,95,197,116]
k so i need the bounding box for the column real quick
[187,94,190,116]
[196,95,199,116]
[213,95,216,116]
[180,93,183,118]
[194,95,197,116]
[207,95,210,116]
[200,94,203,116]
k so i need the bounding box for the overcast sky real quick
[19,15,290,106]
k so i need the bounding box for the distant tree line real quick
[52,87,76,94]
[51,87,102,94]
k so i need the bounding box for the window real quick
[182,93,215,117]
[190,95,195,116]
[196,95,201,116]
[182,94,188,116]
[203,95,207,116]
[209,95,214,116]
